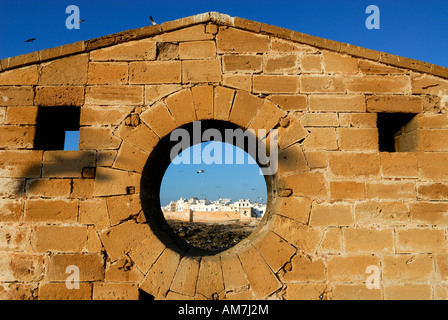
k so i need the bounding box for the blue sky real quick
[1,0,447,205]
[1,0,447,67]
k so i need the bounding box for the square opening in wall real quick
[377,113,417,152]
[34,106,80,150]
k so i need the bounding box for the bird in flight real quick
[150,16,157,25]
[197,170,205,174]
[24,38,36,43]
[75,19,85,24]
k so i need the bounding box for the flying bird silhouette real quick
[150,16,157,25]
[75,19,85,24]
[197,170,205,174]
[24,38,36,43]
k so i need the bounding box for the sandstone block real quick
[381,152,418,178]
[238,245,282,299]
[344,228,394,253]
[106,194,142,226]
[269,95,307,111]
[165,89,197,126]
[79,198,110,230]
[191,85,213,120]
[145,84,182,106]
[309,94,366,112]
[0,126,35,149]
[160,24,213,42]
[113,141,149,174]
[396,228,446,253]
[384,284,431,300]
[301,54,322,73]
[93,283,139,300]
[222,74,251,91]
[93,167,141,197]
[281,172,327,198]
[5,106,37,125]
[330,181,365,200]
[179,41,216,59]
[327,255,380,282]
[269,215,322,253]
[130,61,181,84]
[170,257,200,297]
[35,86,84,106]
[45,253,104,281]
[0,150,42,178]
[42,150,96,178]
[252,230,296,272]
[354,201,410,226]
[0,65,38,85]
[216,27,269,53]
[345,75,410,93]
[253,75,299,94]
[410,202,448,225]
[301,127,338,150]
[323,51,358,73]
[222,55,262,73]
[383,255,434,282]
[90,39,157,61]
[366,181,416,200]
[0,199,23,222]
[24,199,78,222]
[139,249,180,299]
[337,128,379,151]
[99,220,153,261]
[366,95,423,113]
[329,152,380,177]
[229,90,264,128]
[330,284,382,300]
[339,113,377,128]
[196,255,225,299]
[33,225,87,253]
[128,234,166,274]
[282,254,325,282]
[85,85,143,105]
[182,59,221,83]
[220,253,249,292]
[300,75,345,93]
[214,86,235,121]
[283,283,328,300]
[87,62,128,84]
[264,54,299,73]
[26,178,71,198]
[39,54,88,85]
[38,282,92,300]
[0,253,44,282]
[310,202,354,227]
[249,99,286,132]
[140,101,177,138]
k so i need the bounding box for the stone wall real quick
[0,12,448,300]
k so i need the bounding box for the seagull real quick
[24,38,36,43]
[150,16,157,25]
[197,170,205,174]
[75,19,85,24]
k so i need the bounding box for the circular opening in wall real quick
[140,120,275,256]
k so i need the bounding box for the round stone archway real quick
[98,85,313,300]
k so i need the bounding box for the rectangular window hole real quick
[34,106,80,150]
[377,113,417,152]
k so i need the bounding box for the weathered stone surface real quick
[1,12,448,301]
